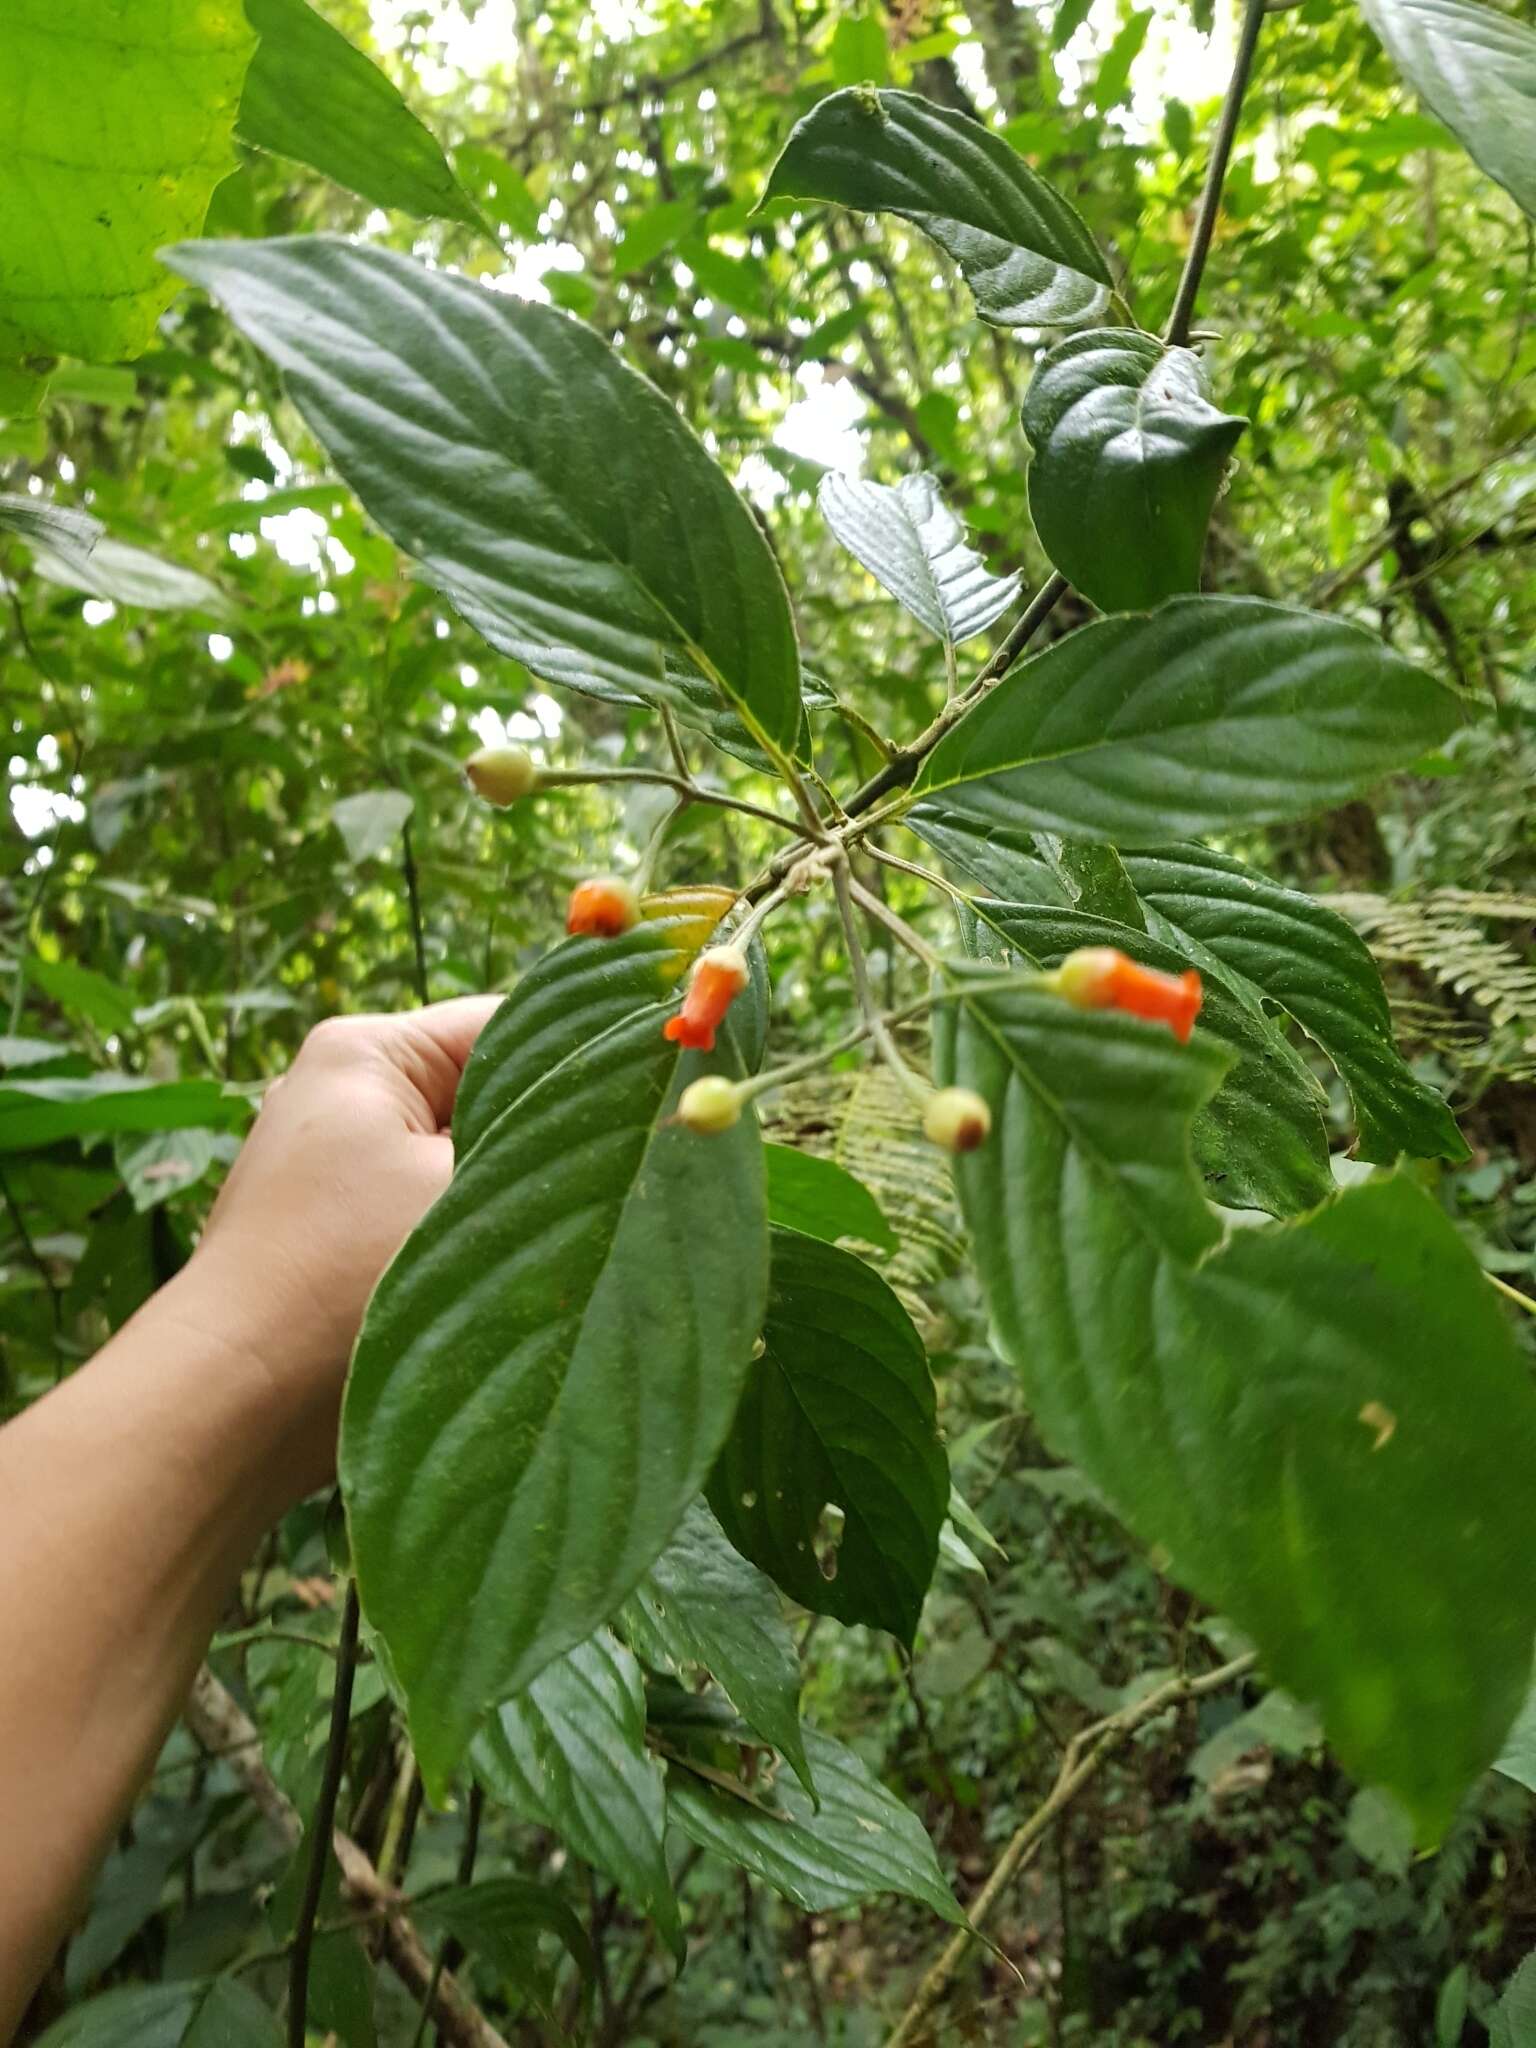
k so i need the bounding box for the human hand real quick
[171,997,501,1504]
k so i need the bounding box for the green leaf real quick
[472,1632,681,1960]
[967,900,1333,1216]
[182,1979,282,2048]
[239,0,486,230]
[340,922,769,1796]
[1492,1953,1536,2048]
[829,2,891,86]
[761,88,1112,328]
[708,1226,946,1644]
[934,973,1536,1835]
[1120,844,1467,1163]
[164,237,804,760]
[1494,1680,1536,1794]
[1357,0,1536,219]
[0,492,103,563]
[911,597,1460,841]
[0,1,255,365]
[331,789,414,865]
[623,1497,812,1796]
[764,1142,898,1252]
[1092,8,1152,111]
[818,471,1020,645]
[117,1127,226,1211]
[1345,1786,1416,1878]
[27,957,137,1038]
[667,1724,965,1924]
[906,798,1071,905]
[415,1878,596,2016]
[32,1984,204,2048]
[613,198,698,273]
[1021,330,1246,610]
[0,1075,244,1154]
[28,535,232,618]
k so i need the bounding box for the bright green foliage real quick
[708,1226,947,1645]
[472,1631,682,1959]
[818,471,1020,644]
[0,0,254,366]
[1358,0,1536,218]
[164,236,805,759]
[0,1076,245,1154]
[667,1725,967,1924]
[935,979,1536,1834]
[1120,845,1469,1162]
[762,87,1112,327]
[239,0,487,229]
[912,597,1460,839]
[340,924,768,1795]
[1022,330,1247,609]
[966,900,1334,1215]
[623,1498,813,1795]
[764,1141,898,1251]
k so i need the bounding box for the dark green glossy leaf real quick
[905,798,1071,904]
[708,1226,946,1644]
[341,920,768,1796]
[1358,0,1536,218]
[935,973,1536,1834]
[762,88,1111,327]
[818,471,1019,643]
[912,598,1459,841]
[624,1497,811,1794]
[165,237,803,759]
[764,1142,897,1252]
[969,900,1333,1216]
[1022,329,1246,610]
[415,1878,596,2015]
[1120,844,1467,1163]
[239,0,486,230]
[667,1724,965,1923]
[472,1631,681,1960]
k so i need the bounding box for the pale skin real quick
[0,997,499,2040]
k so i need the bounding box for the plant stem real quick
[884,1653,1256,2047]
[847,874,944,975]
[409,1782,485,2048]
[1488,1272,1536,1317]
[832,863,929,1106]
[1164,0,1268,347]
[287,1579,362,2048]
[539,764,815,838]
[400,818,429,1006]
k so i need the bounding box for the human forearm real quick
[0,1261,317,2034]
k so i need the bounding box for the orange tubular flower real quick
[566,875,640,938]
[1053,947,1203,1044]
[663,944,750,1053]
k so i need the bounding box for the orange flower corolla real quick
[1053,947,1203,1043]
[663,944,750,1053]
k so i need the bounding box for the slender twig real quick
[884,1653,1256,2047]
[1164,0,1269,347]
[209,1624,343,1659]
[0,1162,64,1355]
[864,840,975,911]
[410,1782,486,2048]
[400,818,429,1007]
[658,702,692,781]
[539,764,814,838]
[832,863,928,1105]
[288,1581,362,2048]
[1488,1272,1536,1317]
[847,874,944,975]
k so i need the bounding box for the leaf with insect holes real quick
[762,88,1111,327]
[934,970,1536,1836]
[164,237,804,760]
[912,597,1459,842]
[707,1226,947,1645]
[818,471,1020,644]
[240,0,487,231]
[340,917,768,1797]
[1357,0,1536,219]
[1022,328,1246,610]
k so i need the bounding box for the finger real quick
[375,996,504,1127]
